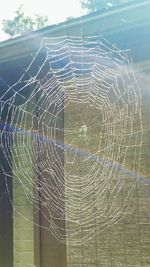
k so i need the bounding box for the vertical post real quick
[13,109,35,267]
[39,93,67,267]
[0,100,13,267]
[13,83,36,267]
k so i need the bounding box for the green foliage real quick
[81,0,131,12]
[2,6,48,37]
[34,14,48,29]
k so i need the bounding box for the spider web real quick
[0,36,143,244]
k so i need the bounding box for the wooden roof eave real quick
[0,0,150,66]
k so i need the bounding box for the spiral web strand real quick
[0,36,143,244]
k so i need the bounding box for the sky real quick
[0,0,82,41]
